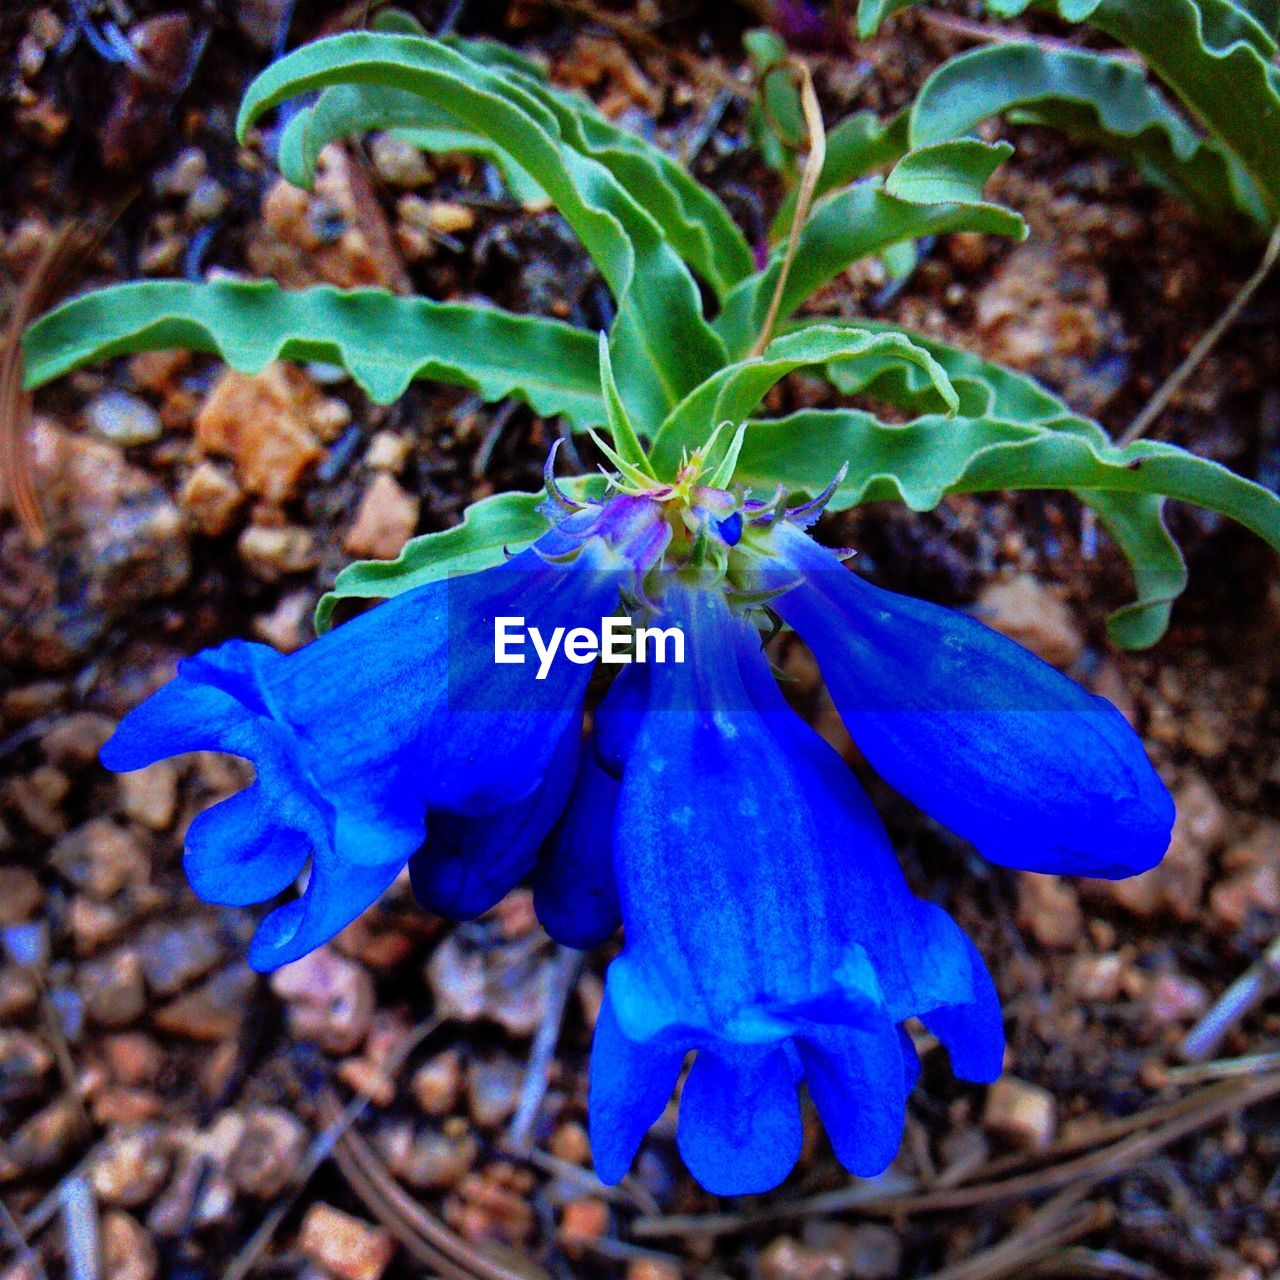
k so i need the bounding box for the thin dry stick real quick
[630,1070,1280,1241]
[1119,222,1280,445]
[333,1116,548,1280]
[222,1016,441,1280]
[927,1188,1106,1280]
[1180,933,1280,1062]
[0,223,92,543]
[506,944,583,1154]
[918,10,1142,60]
[1163,1047,1280,1084]
[748,60,826,359]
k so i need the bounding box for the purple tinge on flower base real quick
[100,497,664,972]
[756,520,1175,879]
[589,585,1003,1197]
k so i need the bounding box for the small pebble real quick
[86,391,163,446]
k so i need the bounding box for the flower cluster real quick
[101,452,1173,1195]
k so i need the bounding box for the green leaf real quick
[910,43,1268,229]
[745,28,806,177]
[279,83,547,206]
[860,0,1280,224]
[884,139,1020,224]
[1230,0,1280,34]
[315,478,604,632]
[597,331,655,477]
[765,316,1280,645]
[650,324,957,476]
[715,157,1027,357]
[771,111,911,241]
[282,65,753,300]
[734,405,1280,646]
[23,279,607,428]
[1082,491,1187,647]
[237,33,728,436]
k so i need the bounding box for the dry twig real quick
[630,1071,1280,1241]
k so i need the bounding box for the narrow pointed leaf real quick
[597,333,654,476]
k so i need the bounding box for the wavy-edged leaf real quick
[314,478,606,632]
[650,324,957,476]
[279,83,546,206]
[771,111,910,241]
[275,35,752,304]
[787,315,1209,644]
[23,279,607,428]
[735,405,1280,645]
[237,33,727,435]
[910,43,1268,229]
[714,156,1026,357]
[814,319,1066,422]
[884,139,1023,229]
[1231,0,1280,34]
[745,28,805,177]
[1082,490,1187,647]
[860,0,1280,223]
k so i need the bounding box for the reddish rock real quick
[153,964,257,1041]
[411,1050,463,1118]
[228,1106,308,1199]
[976,574,1083,669]
[117,760,178,831]
[101,1209,159,1280]
[0,867,43,925]
[344,473,419,561]
[180,460,245,536]
[194,364,342,502]
[78,950,147,1027]
[50,820,150,900]
[982,1076,1056,1151]
[1016,874,1083,950]
[298,1203,396,1280]
[91,1126,170,1207]
[271,947,375,1055]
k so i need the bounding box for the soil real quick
[2,3,1279,1280]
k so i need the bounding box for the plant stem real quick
[748,60,826,359]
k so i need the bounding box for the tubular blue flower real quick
[531,667,643,949]
[589,585,1003,1196]
[100,495,665,971]
[750,519,1175,878]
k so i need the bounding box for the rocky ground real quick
[2,2,1280,1279]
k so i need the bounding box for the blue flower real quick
[97,442,1175,1197]
[751,519,1175,878]
[100,495,665,971]
[588,584,1003,1196]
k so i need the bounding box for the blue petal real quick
[677,1046,802,1196]
[248,851,406,971]
[767,525,1174,878]
[101,534,629,968]
[533,747,622,949]
[588,991,683,1185]
[920,930,1005,1083]
[592,665,648,778]
[408,726,579,920]
[795,1022,906,1177]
